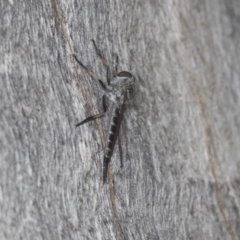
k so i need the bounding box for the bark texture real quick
[1,0,240,239]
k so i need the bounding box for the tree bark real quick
[1,0,240,239]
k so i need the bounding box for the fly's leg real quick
[75,95,107,127]
[91,39,111,85]
[103,156,109,183]
[98,79,108,90]
[91,39,109,67]
[115,54,119,76]
[73,54,107,91]
[73,54,98,81]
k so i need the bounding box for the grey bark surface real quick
[1,0,240,240]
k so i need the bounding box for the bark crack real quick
[52,1,124,239]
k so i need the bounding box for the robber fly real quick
[74,40,135,183]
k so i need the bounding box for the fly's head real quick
[117,71,135,101]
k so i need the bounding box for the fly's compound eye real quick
[118,71,132,78]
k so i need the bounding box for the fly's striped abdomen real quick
[103,106,122,182]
